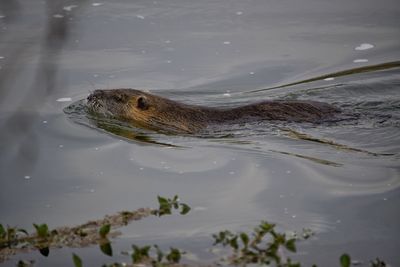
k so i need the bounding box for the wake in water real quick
[64,63,400,158]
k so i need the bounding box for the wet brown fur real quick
[87,89,339,134]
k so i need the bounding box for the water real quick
[1,0,399,266]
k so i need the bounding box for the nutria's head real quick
[87,89,151,120]
[86,89,207,133]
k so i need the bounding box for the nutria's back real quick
[86,89,340,134]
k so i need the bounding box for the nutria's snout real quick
[87,90,103,103]
[86,90,118,117]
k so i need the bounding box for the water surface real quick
[0,0,399,266]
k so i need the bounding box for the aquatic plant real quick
[0,196,389,267]
[0,195,191,263]
[212,221,301,266]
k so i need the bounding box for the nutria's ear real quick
[136,96,149,110]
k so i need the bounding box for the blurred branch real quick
[0,0,86,176]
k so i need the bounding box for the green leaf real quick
[340,253,351,267]
[100,242,113,256]
[157,196,169,207]
[72,253,83,267]
[180,203,191,215]
[229,236,239,250]
[157,196,172,216]
[240,232,249,247]
[131,245,142,263]
[172,196,179,209]
[287,262,301,267]
[131,244,151,263]
[166,248,181,263]
[99,224,111,238]
[39,247,50,257]
[0,224,5,238]
[259,221,275,233]
[285,239,297,253]
[17,260,33,267]
[141,245,151,257]
[154,244,164,262]
[33,223,49,238]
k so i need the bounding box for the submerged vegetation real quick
[0,195,189,263]
[1,195,388,267]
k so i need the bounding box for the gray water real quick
[1,0,399,266]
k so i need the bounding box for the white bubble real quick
[56,97,72,102]
[136,15,145,19]
[223,93,231,97]
[236,11,243,15]
[249,72,255,75]
[92,3,103,7]
[355,43,374,51]
[0,15,5,19]
[42,120,48,124]
[0,56,4,59]
[324,77,334,81]
[353,59,368,63]
[223,41,231,45]
[89,189,95,193]
[63,5,78,11]
[53,14,64,18]
[59,144,64,148]
[24,175,31,180]
[193,206,207,211]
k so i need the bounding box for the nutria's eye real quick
[137,96,149,110]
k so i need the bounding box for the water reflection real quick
[0,0,85,177]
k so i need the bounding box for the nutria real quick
[86,89,339,134]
